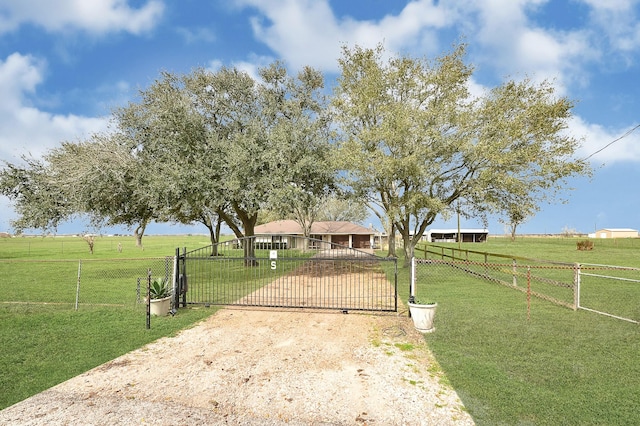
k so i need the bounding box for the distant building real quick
[425,228,489,243]
[588,228,639,239]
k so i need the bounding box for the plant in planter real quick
[408,297,437,333]
[149,277,172,316]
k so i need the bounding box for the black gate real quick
[174,235,397,312]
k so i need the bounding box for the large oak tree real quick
[332,43,591,263]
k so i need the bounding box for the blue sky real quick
[0,0,639,236]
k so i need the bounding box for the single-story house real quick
[254,220,376,249]
[425,228,489,243]
[588,228,639,239]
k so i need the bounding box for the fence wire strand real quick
[412,255,640,324]
[0,257,174,310]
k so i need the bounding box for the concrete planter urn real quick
[148,277,172,316]
[149,295,172,316]
[408,302,437,333]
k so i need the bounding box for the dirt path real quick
[0,306,474,425]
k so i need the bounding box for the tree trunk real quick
[204,214,222,256]
[241,215,258,267]
[399,227,416,268]
[134,221,147,250]
[295,217,314,252]
[396,217,430,268]
[386,222,397,257]
[231,204,258,267]
[214,217,221,254]
[218,208,244,239]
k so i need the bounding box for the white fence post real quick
[74,260,82,311]
[410,256,416,303]
[574,263,581,311]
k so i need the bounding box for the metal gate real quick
[174,235,397,312]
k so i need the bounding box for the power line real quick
[582,124,640,161]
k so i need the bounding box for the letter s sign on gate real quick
[269,250,277,270]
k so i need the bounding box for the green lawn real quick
[422,274,639,425]
[1,234,639,425]
[404,238,640,425]
[0,303,216,409]
[0,234,218,409]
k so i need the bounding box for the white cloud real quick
[176,26,216,44]
[0,53,44,106]
[465,0,595,94]
[0,53,108,163]
[580,0,640,53]
[231,0,640,169]
[207,55,275,82]
[234,0,449,71]
[231,0,599,95]
[0,0,164,35]
[570,116,640,165]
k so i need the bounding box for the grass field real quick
[0,234,218,409]
[404,238,640,425]
[1,234,639,425]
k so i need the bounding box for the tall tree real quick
[114,71,228,252]
[499,201,537,241]
[0,134,156,246]
[43,134,156,247]
[0,156,74,234]
[333,43,591,265]
[184,63,334,260]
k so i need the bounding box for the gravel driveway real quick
[0,305,474,425]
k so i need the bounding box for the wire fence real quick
[577,263,640,324]
[412,246,640,324]
[0,257,174,310]
[3,251,638,324]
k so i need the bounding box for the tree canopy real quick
[1,62,335,253]
[332,43,591,262]
[1,44,590,261]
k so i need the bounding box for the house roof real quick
[595,228,638,232]
[255,220,373,235]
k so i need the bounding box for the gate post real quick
[180,247,187,307]
[174,248,180,310]
[394,257,398,313]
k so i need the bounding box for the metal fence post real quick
[74,260,82,311]
[181,247,187,308]
[394,257,398,313]
[174,248,180,310]
[146,268,151,330]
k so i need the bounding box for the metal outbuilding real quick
[588,228,639,238]
[425,228,489,243]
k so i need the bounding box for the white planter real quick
[149,296,172,316]
[408,302,437,333]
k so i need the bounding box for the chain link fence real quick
[412,257,577,309]
[0,257,174,310]
[412,245,640,324]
